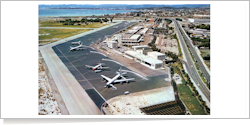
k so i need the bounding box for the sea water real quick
[39,9,134,17]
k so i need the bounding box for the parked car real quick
[124,91,129,95]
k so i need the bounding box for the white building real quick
[188,18,210,23]
[122,34,141,42]
[125,51,163,69]
[122,34,142,45]
[132,45,152,55]
[125,26,143,34]
[147,51,166,61]
[106,37,118,49]
[193,14,210,18]
[132,45,151,51]
[114,34,122,46]
[188,28,210,35]
[140,28,149,35]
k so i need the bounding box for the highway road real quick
[177,21,210,84]
[174,20,210,104]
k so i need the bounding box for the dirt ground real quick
[105,86,175,115]
[38,59,62,115]
[38,52,69,115]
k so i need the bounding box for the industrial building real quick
[147,51,166,61]
[124,50,163,69]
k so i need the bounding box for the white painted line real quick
[101,58,124,66]
[121,70,148,80]
[90,51,107,57]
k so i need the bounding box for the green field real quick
[171,62,207,115]
[200,50,210,69]
[39,29,91,44]
[177,84,207,115]
[39,20,109,28]
[200,50,210,57]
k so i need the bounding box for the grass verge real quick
[39,20,109,28]
[174,34,183,58]
[200,50,210,70]
[171,62,208,115]
[177,84,207,115]
[39,29,91,44]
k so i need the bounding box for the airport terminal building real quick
[132,45,152,55]
[147,51,166,61]
[124,50,164,69]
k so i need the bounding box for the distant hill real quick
[39,4,210,10]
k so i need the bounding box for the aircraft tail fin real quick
[85,65,92,69]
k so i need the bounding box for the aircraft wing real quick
[85,65,93,69]
[114,78,135,83]
[101,75,112,82]
[109,84,117,90]
[120,75,126,79]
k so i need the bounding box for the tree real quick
[110,16,114,23]
[201,101,206,107]
[203,56,210,60]
[85,21,88,25]
[176,18,182,21]
[103,18,109,23]
[197,24,210,30]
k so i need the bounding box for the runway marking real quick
[65,78,81,81]
[102,58,124,66]
[121,70,148,80]
[70,82,76,87]
[78,77,102,82]
[71,57,86,63]
[78,75,114,82]
[82,70,91,75]
[90,51,107,57]
[47,48,88,115]
[57,53,88,58]
[100,88,108,94]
